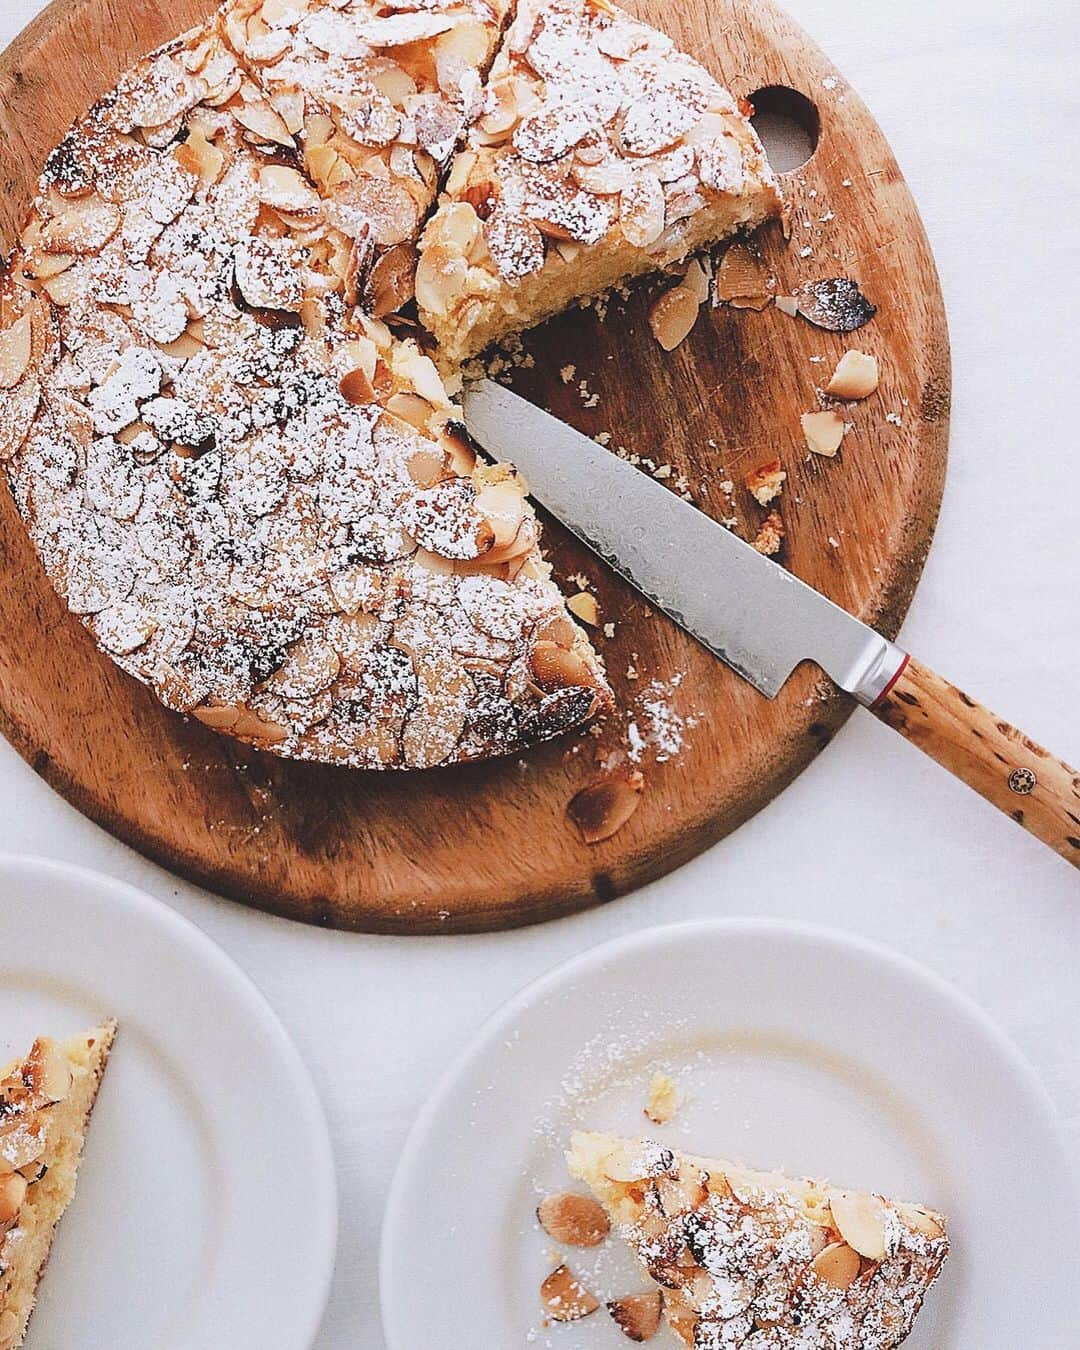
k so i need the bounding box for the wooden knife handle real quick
[870,656,1080,868]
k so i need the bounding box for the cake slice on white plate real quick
[0,1023,116,1350]
[567,1131,949,1349]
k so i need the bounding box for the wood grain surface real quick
[873,657,1080,866]
[0,0,950,932]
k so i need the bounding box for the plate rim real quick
[0,851,339,1350]
[380,915,1078,1346]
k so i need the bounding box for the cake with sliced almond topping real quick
[0,1023,115,1350]
[568,1132,949,1350]
[415,0,782,364]
[0,23,609,769]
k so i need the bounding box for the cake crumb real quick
[644,1070,681,1125]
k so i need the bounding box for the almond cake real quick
[416,0,781,364]
[568,1132,949,1349]
[0,1023,115,1350]
[0,0,781,769]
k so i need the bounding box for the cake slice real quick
[0,1022,115,1350]
[219,0,514,316]
[568,1132,949,1350]
[416,0,782,364]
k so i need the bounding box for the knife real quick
[462,379,1080,869]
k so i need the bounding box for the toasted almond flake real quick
[40,198,121,255]
[621,171,665,248]
[745,458,786,505]
[340,367,375,406]
[530,639,596,692]
[826,349,879,400]
[174,129,225,185]
[751,510,784,556]
[567,591,600,626]
[0,317,32,391]
[257,164,320,213]
[644,1070,680,1125]
[608,1291,663,1341]
[328,174,418,247]
[812,1241,862,1290]
[540,1264,600,1322]
[828,1189,889,1261]
[537,1193,611,1247]
[649,284,699,352]
[715,241,769,305]
[568,771,645,844]
[775,294,799,317]
[233,100,295,147]
[801,410,846,457]
[792,277,877,332]
[895,1203,946,1239]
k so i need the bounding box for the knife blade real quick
[462,378,903,707]
[461,378,1080,868]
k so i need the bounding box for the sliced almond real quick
[0,316,32,391]
[340,367,375,406]
[233,100,295,147]
[174,129,225,185]
[608,1291,663,1342]
[649,284,699,352]
[24,1037,71,1103]
[568,771,645,844]
[826,349,879,400]
[537,1193,610,1247]
[257,164,320,214]
[745,458,786,505]
[791,277,877,333]
[40,198,121,255]
[895,1202,946,1240]
[801,410,845,458]
[407,478,494,560]
[530,639,596,692]
[362,242,417,317]
[567,592,600,627]
[621,171,665,249]
[812,1241,862,1290]
[0,1173,27,1227]
[827,1189,889,1261]
[540,1264,600,1323]
[328,175,418,247]
[715,240,769,307]
[231,706,289,744]
[414,241,469,317]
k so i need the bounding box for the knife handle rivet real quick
[1008,768,1037,795]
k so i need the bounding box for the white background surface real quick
[0,0,1078,1345]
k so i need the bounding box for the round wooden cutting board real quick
[0,0,949,932]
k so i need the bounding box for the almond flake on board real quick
[801,410,846,457]
[568,771,645,844]
[826,349,879,400]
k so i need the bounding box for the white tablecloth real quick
[0,0,1077,1343]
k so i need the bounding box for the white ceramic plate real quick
[0,855,336,1350]
[382,918,1080,1349]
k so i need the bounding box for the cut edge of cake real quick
[568,1131,949,1350]
[0,1021,116,1350]
[416,0,783,365]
